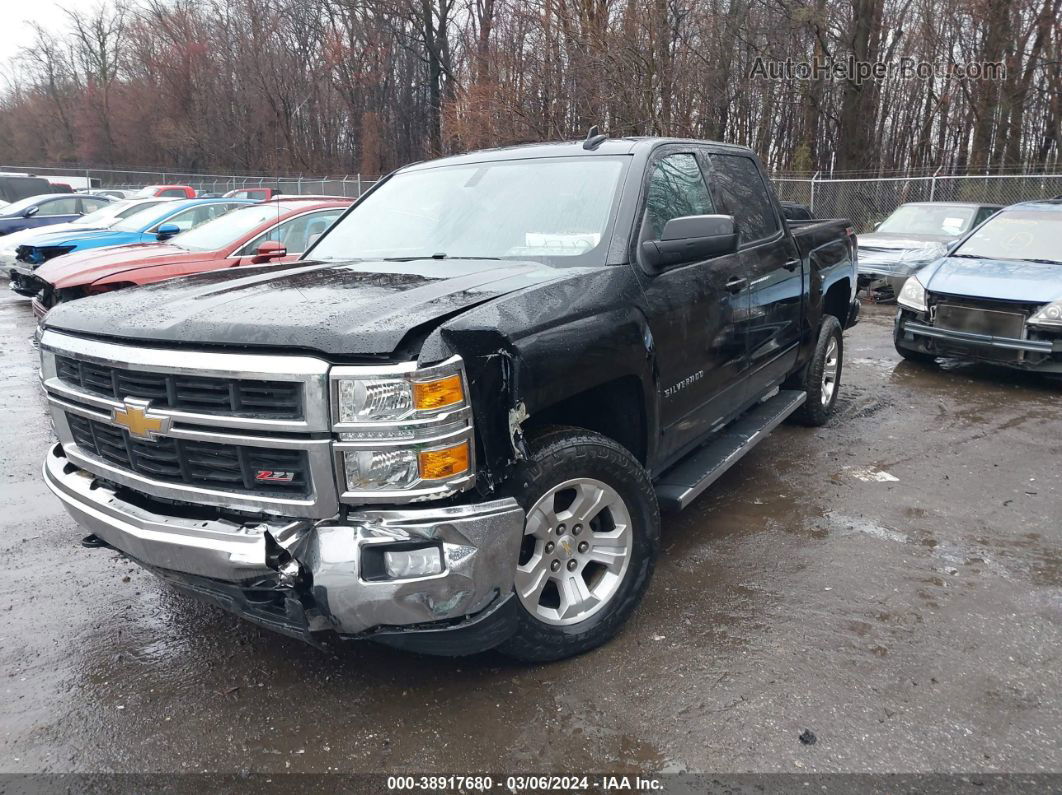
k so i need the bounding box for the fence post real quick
[809,171,820,213]
[929,166,942,202]
[356,174,362,196]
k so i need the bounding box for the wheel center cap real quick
[557,537,574,559]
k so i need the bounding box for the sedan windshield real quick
[112,204,172,233]
[877,205,975,236]
[308,156,629,266]
[171,204,295,251]
[952,210,1062,263]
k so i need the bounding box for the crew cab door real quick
[707,152,803,398]
[636,148,749,464]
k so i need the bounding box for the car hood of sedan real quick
[858,232,956,250]
[18,228,137,249]
[0,222,107,252]
[919,256,1062,303]
[35,243,209,289]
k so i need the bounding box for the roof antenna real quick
[583,125,607,150]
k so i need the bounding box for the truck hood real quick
[919,256,1062,303]
[35,243,209,289]
[43,258,573,357]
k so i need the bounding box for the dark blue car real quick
[894,199,1062,373]
[13,198,253,266]
[0,194,112,236]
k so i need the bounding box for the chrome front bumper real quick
[45,443,525,640]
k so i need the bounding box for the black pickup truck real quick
[38,136,858,661]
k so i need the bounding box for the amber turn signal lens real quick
[418,442,470,480]
[412,374,464,410]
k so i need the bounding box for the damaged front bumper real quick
[895,311,1062,372]
[44,442,526,654]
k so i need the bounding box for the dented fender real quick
[419,264,659,492]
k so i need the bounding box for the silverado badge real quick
[111,398,172,441]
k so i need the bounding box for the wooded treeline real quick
[0,0,1058,177]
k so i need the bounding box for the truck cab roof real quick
[401,137,756,172]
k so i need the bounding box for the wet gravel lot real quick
[1,293,1060,775]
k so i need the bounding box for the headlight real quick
[897,276,927,312]
[335,370,464,423]
[1029,301,1062,328]
[331,357,474,500]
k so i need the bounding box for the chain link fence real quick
[5,163,1062,232]
[775,173,1062,232]
[0,165,381,198]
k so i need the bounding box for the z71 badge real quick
[255,470,295,483]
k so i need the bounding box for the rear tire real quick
[498,427,660,662]
[793,315,843,427]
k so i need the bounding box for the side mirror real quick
[253,240,287,262]
[873,221,882,230]
[641,215,738,270]
[155,223,180,240]
[24,206,39,218]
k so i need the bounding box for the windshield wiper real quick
[949,253,984,259]
[1020,258,1062,265]
[381,254,502,261]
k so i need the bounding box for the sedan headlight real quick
[331,357,474,500]
[897,275,928,312]
[1029,301,1062,328]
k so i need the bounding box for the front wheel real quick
[499,427,660,662]
[792,315,843,426]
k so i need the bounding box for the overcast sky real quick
[0,1,78,59]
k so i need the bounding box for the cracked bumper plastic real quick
[44,442,526,645]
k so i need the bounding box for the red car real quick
[224,187,279,201]
[134,184,197,199]
[32,199,350,316]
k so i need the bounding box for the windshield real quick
[0,194,52,216]
[877,205,976,236]
[112,204,172,233]
[172,204,292,251]
[952,210,1062,263]
[308,156,629,266]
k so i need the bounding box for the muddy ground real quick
[0,294,1059,775]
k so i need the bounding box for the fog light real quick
[384,546,443,579]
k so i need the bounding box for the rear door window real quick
[707,154,780,244]
[39,197,80,216]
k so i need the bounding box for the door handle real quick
[725,276,748,294]
[784,259,801,271]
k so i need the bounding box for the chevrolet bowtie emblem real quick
[111,398,171,440]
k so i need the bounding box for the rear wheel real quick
[793,315,843,426]
[499,427,659,662]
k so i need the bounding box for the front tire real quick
[499,427,660,662]
[793,315,843,426]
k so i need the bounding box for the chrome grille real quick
[67,413,311,497]
[40,329,336,518]
[55,355,302,419]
